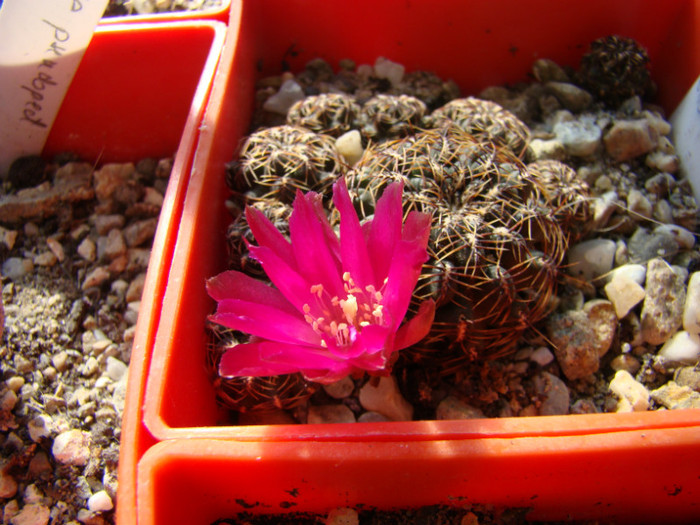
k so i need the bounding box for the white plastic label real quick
[0,0,109,177]
[671,75,700,205]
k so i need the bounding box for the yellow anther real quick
[340,295,358,324]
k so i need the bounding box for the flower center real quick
[303,272,385,349]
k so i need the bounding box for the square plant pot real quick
[40,19,226,525]
[136,435,700,524]
[99,0,230,25]
[136,0,700,520]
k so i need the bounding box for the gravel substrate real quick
[1,157,171,524]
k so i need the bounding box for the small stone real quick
[127,248,151,271]
[604,119,658,162]
[322,376,355,399]
[641,258,686,346]
[646,150,679,173]
[553,118,601,157]
[82,267,110,290]
[27,451,52,479]
[546,301,616,380]
[93,163,141,206]
[627,227,679,263]
[103,229,127,259]
[359,376,413,421]
[123,218,158,247]
[87,491,114,513]
[27,414,54,442]
[651,381,700,410]
[6,376,25,392]
[654,199,674,224]
[33,251,57,267]
[530,346,554,366]
[23,484,44,504]
[626,189,652,220]
[683,272,700,335]
[325,507,359,525]
[75,508,106,525]
[52,429,91,466]
[52,351,69,372]
[125,273,147,303]
[604,272,646,318]
[607,263,646,286]
[0,470,18,498]
[527,138,565,161]
[567,238,616,281]
[93,214,125,235]
[24,222,39,237]
[436,396,485,420]
[335,130,364,166]
[77,238,97,262]
[534,372,570,416]
[658,331,700,365]
[9,503,50,525]
[1,389,18,411]
[373,56,405,87]
[675,366,700,391]
[357,411,390,423]
[571,398,600,414]
[645,172,676,196]
[82,357,99,377]
[643,110,672,136]
[2,257,34,280]
[263,79,305,115]
[0,226,18,249]
[46,237,65,262]
[653,224,695,250]
[591,190,619,229]
[105,357,128,382]
[142,187,164,207]
[609,370,650,412]
[532,58,570,83]
[545,82,592,113]
[610,354,642,375]
[307,404,356,424]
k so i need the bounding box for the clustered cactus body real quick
[577,35,654,107]
[215,66,592,411]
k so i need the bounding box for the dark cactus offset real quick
[577,35,654,107]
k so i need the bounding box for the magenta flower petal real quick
[380,237,432,331]
[247,244,316,312]
[289,190,344,296]
[219,341,329,378]
[210,298,321,346]
[245,205,296,269]
[332,178,375,289]
[208,176,433,385]
[366,181,403,282]
[206,270,298,316]
[394,299,436,350]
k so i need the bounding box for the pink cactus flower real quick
[206,177,435,384]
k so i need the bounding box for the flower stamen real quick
[303,274,387,349]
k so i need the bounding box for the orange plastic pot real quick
[137,432,700,524]
[99,1,230,25]
[135,0,700,522]
[40,20,226,525]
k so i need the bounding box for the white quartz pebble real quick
[658,331,700,365]
[683,272,700,334]
[567,238,617,281]
[604,272,646,318]
[609,370,650,412]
